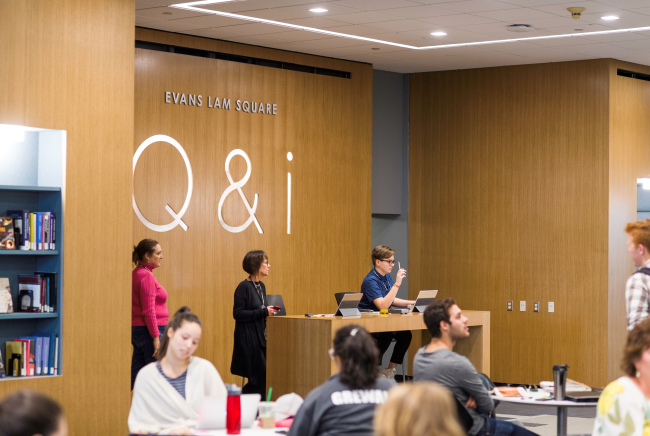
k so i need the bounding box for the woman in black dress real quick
[230,250,278,396]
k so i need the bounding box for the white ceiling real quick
[136,0,650,73]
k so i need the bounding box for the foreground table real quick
[267,311,490,399]
[491,395,597,436]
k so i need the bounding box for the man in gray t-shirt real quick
[414,299,537,436]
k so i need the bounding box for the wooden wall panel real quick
[409,60,611,386]
[133,29,372,386]
[0,1,134,435]
[608,60,650,381]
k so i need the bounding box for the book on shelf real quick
[0,216,16,250]
[34,272,57,313]
[18,275,41,313]
[7,210,30,250]
[2,334,58,378]
[0,278,13,313]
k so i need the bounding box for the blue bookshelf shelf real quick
[0,251,59,256]
[0,313,58,320]
[0,185,61,192]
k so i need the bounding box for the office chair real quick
[332,292,408,381]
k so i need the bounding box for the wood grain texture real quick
[607,60,650,381]
[267,311,489,398]
[133,29,372,386]
[410,60,611,386]
[0,1,134,435]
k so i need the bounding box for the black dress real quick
[230,279,269,386]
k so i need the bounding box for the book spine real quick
[22,210,30,250]
[43,213,50,250]
[50,213,56,251]
[41,338,49,375]
[35,337,42,375]
[36,213,43,250]
[30,213,36,250]
[40,279,46,313]
[53,336,59,376]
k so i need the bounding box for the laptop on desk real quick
[335,293,362,316]
[565,391,601,402]
[412,290,438,313]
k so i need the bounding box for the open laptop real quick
[412,290,438,313]
[195,394,262,431]
[335,293,363,316]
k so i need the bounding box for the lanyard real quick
[140,264,152,273]
[251,280,265,308]
[372,269,391,293]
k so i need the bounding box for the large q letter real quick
[133,135,193,232]
[218,149,263,234]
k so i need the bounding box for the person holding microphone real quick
[132,238,169,390]
[359,245,415,380]
[231,250,279,397]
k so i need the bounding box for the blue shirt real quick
[359,269,394,311]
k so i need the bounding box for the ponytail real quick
[333,325,378,389]
[158,306,203,360]
[132,239,158,265]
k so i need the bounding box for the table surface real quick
[190,427,283,435]
[491,395,598,407]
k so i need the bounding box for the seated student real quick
[289,325,394,436]
[0,389,68,436]
[592,317,650,436]
[360,245,416,379]
[374,382,465,436]
[413,299,537,436]
[129,306,227,435]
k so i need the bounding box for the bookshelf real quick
[0,126,64,380]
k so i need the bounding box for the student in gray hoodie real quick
[288,325,395,436]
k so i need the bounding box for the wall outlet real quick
[507,301,513,311]
[520,301,526,312]
[548,302,554,313]
[533,302,539,312]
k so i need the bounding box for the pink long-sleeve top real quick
[132,263,169,338]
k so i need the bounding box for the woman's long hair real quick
[158,306,203,360]
[332,325,378,390]
[374,382,465,436]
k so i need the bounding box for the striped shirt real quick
[625,259,650,331]
[157,361,187,399]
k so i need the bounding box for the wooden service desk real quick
[266,311,490,399]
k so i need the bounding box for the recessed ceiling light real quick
[430,31,447,36]
[309,8,328,13]
[170,2,650,51]
[602,16,619,21]
[507,24,534,33]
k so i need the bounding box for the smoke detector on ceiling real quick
[506,24,535,32]
[567,7,586,19]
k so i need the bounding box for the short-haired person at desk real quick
[231,250,279,397]
[0,389,68,436]
[360,245,415,380]
[288,325,394,436]
[414,299,537,436]
[129,307,227,435]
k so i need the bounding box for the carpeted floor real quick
[496,402,596,436]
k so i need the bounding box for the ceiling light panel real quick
[601,16,620,20]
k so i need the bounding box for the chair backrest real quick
[334,292,350,306]
[266,294,286,316]
[454,397,474,434]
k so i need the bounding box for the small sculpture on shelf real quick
[0,278,13,313]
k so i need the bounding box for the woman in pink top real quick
[131,239,169,390]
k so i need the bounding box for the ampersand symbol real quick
[218,149,264,234]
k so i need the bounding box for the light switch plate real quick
[520,301,526,312]
[533,302,539,312]
[548,302,554,313]
[507,301,513,311]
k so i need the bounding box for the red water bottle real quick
[226,384,241,434]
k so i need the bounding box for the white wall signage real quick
[133,135,193,232]
[133,135,292,235]
[218,149,263,234]
[165,92,278,115]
